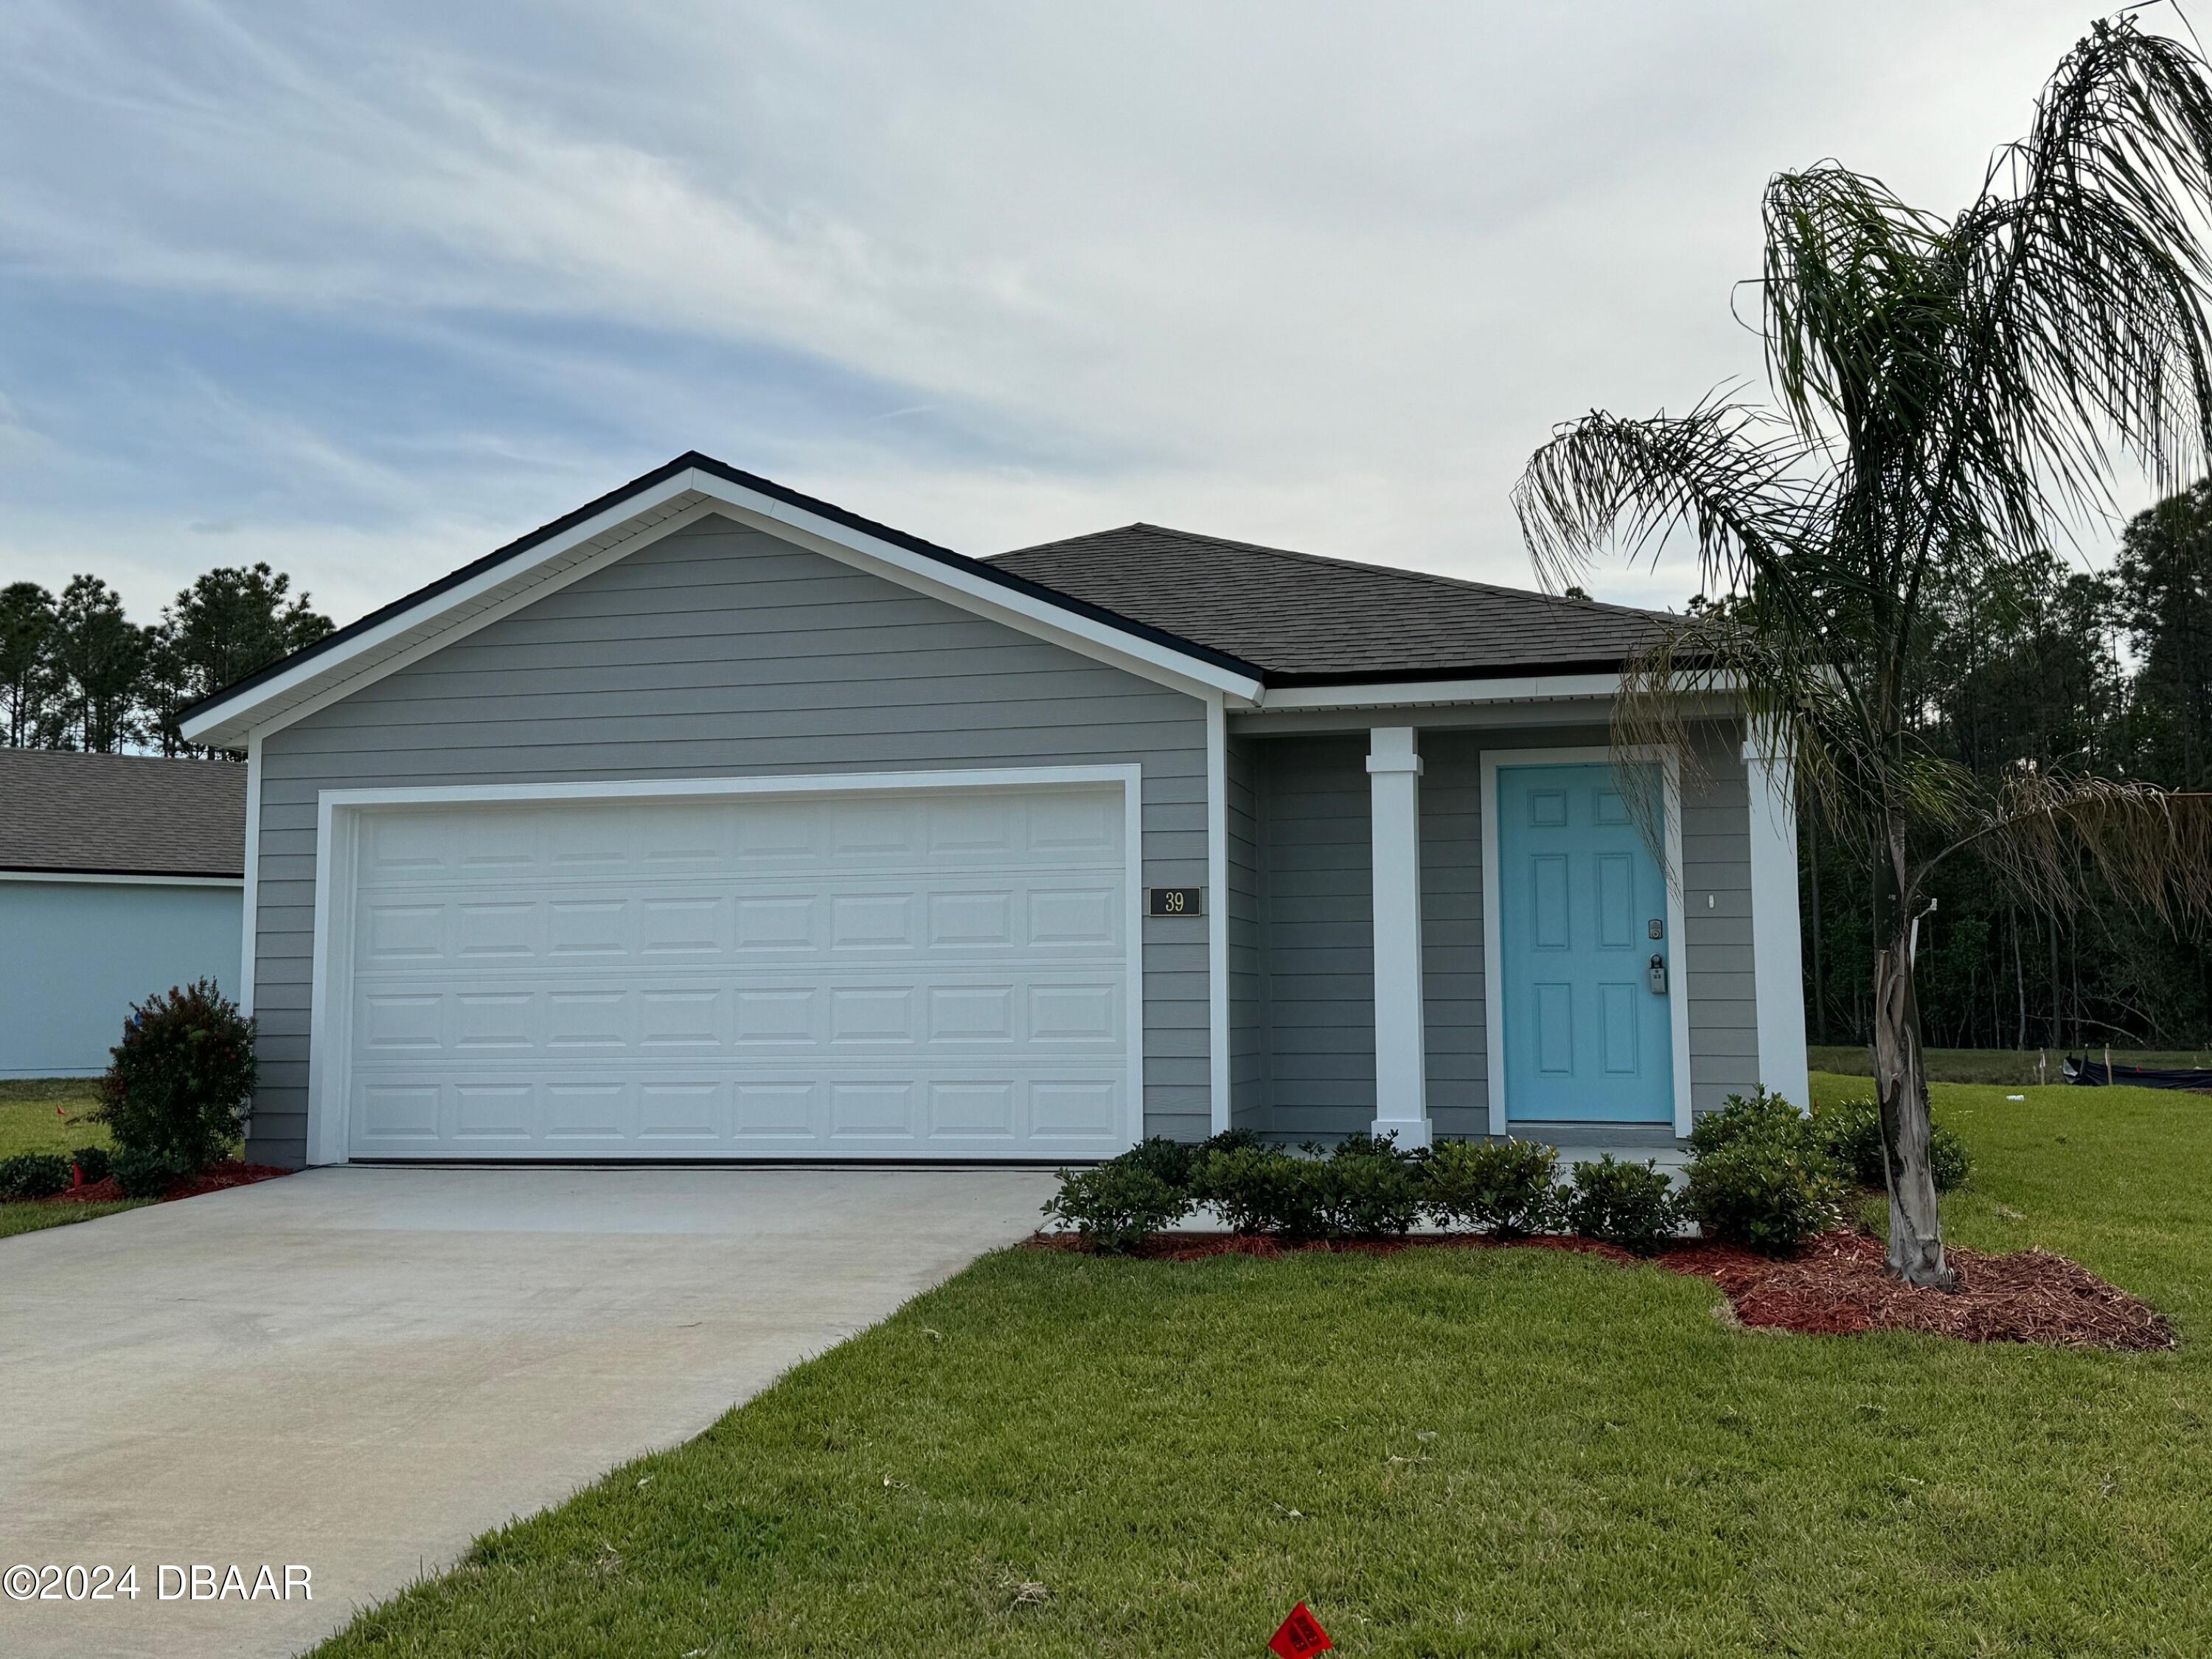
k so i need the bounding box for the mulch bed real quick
[1026,1228,2174,1352]
[44,1161,293,1206]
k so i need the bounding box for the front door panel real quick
[1497,762,1674,1124]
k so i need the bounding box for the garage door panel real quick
[352,877,1124,970]
[359,793,1122,885]
[339,782,1135,1158]
[349,971,1124,1059]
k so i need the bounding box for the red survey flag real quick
[1269,1601,1332,1658]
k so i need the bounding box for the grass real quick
[1809,1043,2211,1085]
[319,1072,2212,1658]
[0,1077,144,1237]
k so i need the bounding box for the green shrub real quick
[69,1146,111,1185]
[1812,1096,1972,1192]
[1421,1139,1562,1236]
[1315,1138,1422,1238]
[1564,1155,1680,1255]
[1683,1137,1846,1254]
[96,979,256,1173]
[1194,1144,1329,1239]
[1688,1087,1809,1157]
[1113,1135,1199,1191]
[1041,1162,1191,1253]
[1182,1127,1265,1191]
[0,1152,73,1200]
[111,1147,184,1200]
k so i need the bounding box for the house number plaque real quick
[1146,887,1205,917]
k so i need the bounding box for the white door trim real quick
[305,762,1146,1166]
[1480,745,1692,1138]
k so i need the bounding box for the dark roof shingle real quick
[0,750,246,878]
[989,523,1671,684]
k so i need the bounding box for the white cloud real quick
[0,0,2149,625]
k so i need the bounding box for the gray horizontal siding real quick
[247,512,1209,1166]
[1226,731,1268,1133]
[1256,735,1373,1142]
[1245,720,1758,1144]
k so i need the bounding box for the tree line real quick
[3,478,2206,1052]
[0,566,332,757]
[1799,479,2212,1054]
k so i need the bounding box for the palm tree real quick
[1513,15,2212,1286]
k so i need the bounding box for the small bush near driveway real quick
[1040,1164,1189,1253]
[112,1146,187,1200]
[95,978,255,1174]
[0,1152,73,1200]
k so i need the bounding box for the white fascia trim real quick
[1259,672,1625,712]
[187,467,1261,747]
[1206,695,1231,1135]
[239,729,262,1017]
[1256,670,1747,714]
[1480,745,1692,1139]
[0,870,244,888]
[303,762,1146,1168]
[1743,731,1812,1111]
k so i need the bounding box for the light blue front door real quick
[1497,762,1674,1124]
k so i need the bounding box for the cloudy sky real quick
[0,1,2152,628]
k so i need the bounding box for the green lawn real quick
[1810,1043,2211,1085]
[0,1077,145,1237]
[319,1073,2212,1658]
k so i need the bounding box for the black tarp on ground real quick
[2065,1056,2212,1091]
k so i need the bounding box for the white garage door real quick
[331,777,1139,1160]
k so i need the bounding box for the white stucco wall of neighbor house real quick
[0,879,245,1078]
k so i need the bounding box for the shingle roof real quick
[990,523,1673,685]
[0,749,246,878]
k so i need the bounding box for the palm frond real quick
[1944,766,2212,923]
[1510,400,1817,599]
[1952,16,2212,532]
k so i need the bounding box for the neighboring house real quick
[0,749,246,1079]
[178,453,1808,1169]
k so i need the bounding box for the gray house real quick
[178,454,1807,1169]
[0,749,246,1078]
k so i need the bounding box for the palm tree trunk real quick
[1871,940,1950,1284]
[1869,816,1952,1288]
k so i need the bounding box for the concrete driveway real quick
[0,1165,1056,1658]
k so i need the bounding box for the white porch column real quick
[1744,728,1812,1110]
[1366,726,1432,1149]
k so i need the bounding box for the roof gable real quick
[177,456,1265,747]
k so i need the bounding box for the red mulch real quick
[45,1161,293,1206]
[1665,1231,2174,1351]
[1026,1228,2174,1352]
